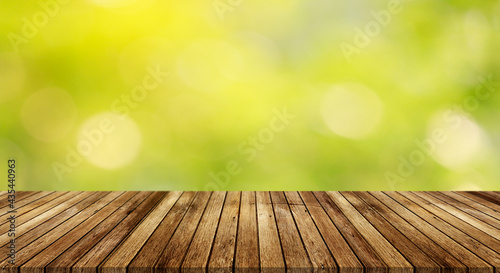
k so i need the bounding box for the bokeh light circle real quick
[320,83,384,139]
[453,183,482,191]
[21,88,77,143]
[426,110,486,170]
[77,112,142,169]
[0,53,25,103]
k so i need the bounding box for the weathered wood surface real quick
[1,191,499,273]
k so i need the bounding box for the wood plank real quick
[73,192,179,273]
[299,191,363,273]
[0,191,12,208]
[442,192,500,222]
[465,192,500,207]
[256,191,285,273]
[270,191,311,272]
[342,192,439,273]
[326,191,413,273]
[1,191,498,273]
[2,192,109,251]
[206,191,241,273]
[415,192,500,245]
[484,192,500,200]
[377,191,494,273]
[399,192,500,268]
[128,191,196,273]
[1,191,35,209]
[355,192,467,273]
[0,192,124,273]
[46,192,165,273]
[100,191,183,273]
[0,192,53,218]
[13,191,38,200]
[129,191,197,273]
[181,191,226,273]
[0,191,83,247]
[0,191,69,232]
[313,191,386,273]
[20,192,140,273]
[421,192,500,237]
[234,192,259,273]
[456,192,500,214]
[155,191,212,272]
[284,191,337,272]
[13,191,38,199]
[11,191,67,218]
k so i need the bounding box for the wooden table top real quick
[1,191,499,273]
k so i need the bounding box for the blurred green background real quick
[1,0,500,191]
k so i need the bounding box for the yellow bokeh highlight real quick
[321,83,384,139]
[1,0,499,191]
[427,111,487,170]
[77,112,142,169]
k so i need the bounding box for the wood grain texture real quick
[129,191,196,273]
[207,191,240,273]
[284,191,336,272]
[326,191,413,273]
[6,192,110,253]
[235,191,259,273]
[100,191,182,273]
[0,191,37,212]
[182,191,226,273]
[256,191,285,273]
[46,192,165,273]
[271,191,311,272]
[299,191,363,273]
[1,192,124,273]
[380,191,494,273]
[73,192,169,273]
[0,191,21,209]
[422,192,500,237]
[355,192,467,273]
[1,192,94,250]
[155,191,211,273]
[313,191,387,273]
[341,192,439,273]
[0,191,72,246]
[0,192,53,218]
[465,192,500,207]
[442,192,500,222]
[399,192,500,272]
[21,192,139,273]
[2,191,499,273]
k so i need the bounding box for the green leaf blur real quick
[1,0,499,191]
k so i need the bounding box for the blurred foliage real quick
[1,0,499,191]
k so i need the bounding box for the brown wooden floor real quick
[1,191,500,273]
